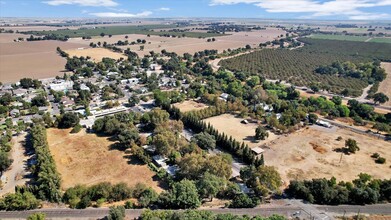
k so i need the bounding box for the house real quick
[219,93,229,101]
[128,78,139,85]
[12,88,28,97]
[10,109,20,117]
[152,155,168,168]
[251,147,265,155]
[258,103,274,112]
[50,80,74,92]
[80,84,90,91]
[166,165,179,177]
[61,96,75,107]
[142,145,156,154]
[316,119,332,128]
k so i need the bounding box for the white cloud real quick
[210,0,391,20]
[90,11,152,17]
[157,7,170,11]
[43,0,118,7]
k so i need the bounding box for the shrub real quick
[70,124,82,133]
[375,157,386,164]
[371,153,380,158]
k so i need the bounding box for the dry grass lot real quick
[0,39,85,83]
[263,125,391,186]
[68,28,285,56]
[378,62,391,107]
[64,47,127,62]
[47,128,162,192]
[173,100,209,112]
[202,114,279,148]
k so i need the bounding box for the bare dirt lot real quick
[263,125,391,186]
[0,40,85,83]
[202,114,279,148]
[47,128,162,192]
[68,28,285,56]
[64,47,127,62]
[173,100,209,112]
[378,62,391,107]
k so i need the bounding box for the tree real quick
[0,93,13,106]
[191,132,216,150]
[100,33,105,37]
[58,112,80,128]
[373,93,389,104]
[138,188,158,208]
[308,113,318,124]
[107,206,125,220]
[240,166,282,197]
[229,193,259,208]
[31,95,47,107]
[159,179,201,209]
[118,128,139,147]
[345,138,360,154]
[331,96,342,105]
[0,151,13,173]
[197,173,225,201]
[255,125,269,140]
[27,213,46,220]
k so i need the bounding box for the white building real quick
[49,80,74,92]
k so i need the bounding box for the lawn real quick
[46,128,163,192]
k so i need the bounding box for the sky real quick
[0,0,391,20]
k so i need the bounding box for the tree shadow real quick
[108,142,127,152]
[123,154,145,165]
[333,147,350,155]
[152,175,169,190]
[243,135,259,143]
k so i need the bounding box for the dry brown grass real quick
[202,114,279,148]
[47,128,163,192]
[64,47,127,62]
[378,62,391,107]
[0,40,84,83]
[173,100,209,112]
[263,125,391,186]
[68,28,285,56]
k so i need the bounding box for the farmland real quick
[202,114,279,148]
[46,128,162,192]
[309,34,370,42]
[220,38,391,96]
[65,48,127,61]
[68,28,285,56]
[0,39,84,83]
[369,37,391,44]
[263,125,391,185]
[22,24,227,39]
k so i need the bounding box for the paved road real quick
[1,203,391,220]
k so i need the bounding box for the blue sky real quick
[0,0,391,20]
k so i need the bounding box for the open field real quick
[173,100,209,112]
[69,28,285,56]
[202,114,279,148]
[46,128,162,192]
[263,125,391,186]
[23,24,226,39]
[369,37,391,44]
[0,33,29,43]
[65,47,127,61]
[309,34,370,42]
[378,62,391,107]
[0,40,84,83]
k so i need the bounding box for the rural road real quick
[1,202,391,220]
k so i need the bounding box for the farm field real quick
[173,100,209,112]
[220,38,391,96]
[309,34,370,42]
[202,114,279,148]
[369,37,391,44]
[378,62,391,107]
[263,125,391,186]
[46,128,163,192]
[0,40,84,83]
[64,47,127,61]
[69,28,285,56]
[0,33,29,43]
[23,24,227,39]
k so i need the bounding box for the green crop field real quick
[369,37,391,44]
[309,34,370,42]
[220,38,391,96]
[22,25,227,39]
